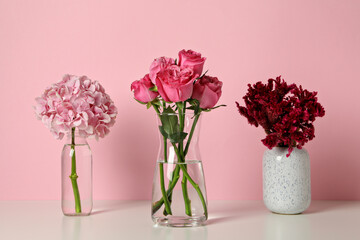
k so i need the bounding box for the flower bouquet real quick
[236,76,325,214]
[236,76,325,156]
[131,49,224,226]
[34,74,117,215]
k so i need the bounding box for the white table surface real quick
[0,200,359,240]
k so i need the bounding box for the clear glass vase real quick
[152,113,208,227]
[61,129,93,216]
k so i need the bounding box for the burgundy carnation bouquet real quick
[236,76,325,157]
[131,49,224,221]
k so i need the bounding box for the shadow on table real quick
[91,201,146,215]
[304,200,355,214]
[206,200,356,225]
[207,201,264,225]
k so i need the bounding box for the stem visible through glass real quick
[184,114,200,156]
[70,127,82,213]
[152,105,172,215]
[177,102,192,216]
[152,109,204,216]
[172,142,208,219]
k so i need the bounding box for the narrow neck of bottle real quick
[66,128,88,145]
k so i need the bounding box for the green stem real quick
[159,163,172,215]
[163,137,168,163]
[184,113,200,156]
[176,102,192,216]
[178,103,186,160]
[152,105,202,216]
[164,103,187,216]
[179,164,208,219]
[162,132,172,215]
[152,104,172,215]
[181,109,201,216]
[70,127,82,213]
[172,143,207,218]
[152,165,180,214]
[152,104,160,115]
[182,173,192,216]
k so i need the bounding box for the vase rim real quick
[272,146,305,149]
[156,112,201,116]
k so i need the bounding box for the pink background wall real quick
[1,0,359,200]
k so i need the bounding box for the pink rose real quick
[149,57,175,83]
[178,49,206,76]
[155,65,197,102]
[192,75,223,109]
[131,74,159,103]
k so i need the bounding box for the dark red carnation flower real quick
[236,76,325,157]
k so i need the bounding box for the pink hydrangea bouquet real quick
[35,74,117,214]
[131,49,224,220]
[35,74,117,139]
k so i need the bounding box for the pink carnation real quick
[34,74,118,140]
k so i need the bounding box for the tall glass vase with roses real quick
[131,50,224,227]
[34,75,117,216]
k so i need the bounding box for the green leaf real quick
[188,99,200,107]
[187,99,201,115]
[197,70,209,80]
[202,104,227,112]
[174,59,178,65]
[210,104,227,110]
[151,98,162,106]
[134,98,147,105]
[158,126,168,138]
[176,102,185,110]
[149,86,158,92]
[146,102,152,109]
[168,132,188,143]
[162,106,176,115]
[160,106,180,136]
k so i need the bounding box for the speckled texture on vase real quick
[263,147,311,214]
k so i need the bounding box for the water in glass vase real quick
[152,160,208,227]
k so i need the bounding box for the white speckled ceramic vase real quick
[263,147,311,214]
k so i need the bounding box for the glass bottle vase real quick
[61,129,93,216]
[151,113,208,227]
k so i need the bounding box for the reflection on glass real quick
[264,214,311,240]
[151,225,208,240]
[62,217,82,240]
